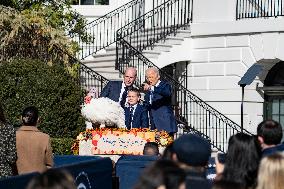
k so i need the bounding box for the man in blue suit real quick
[124,88,149,129]
[100,67,137,108]
[143,67,177,134]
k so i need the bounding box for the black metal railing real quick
[0,43,109,95]
[117,39,252,152]
[116,0,192,61]
[237,0,284,19]
[73,0,145,60]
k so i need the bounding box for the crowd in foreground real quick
[136,119,284,189]
[1,107,284,189]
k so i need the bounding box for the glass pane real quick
[81,0,94,5]
[280,115,284,127]
[272,99,280,114]
[272,115,280,122]
[280,100,284,114]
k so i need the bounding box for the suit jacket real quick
[16,126,54,174]
[262,143,284,157]
[124,104,149,129]
[100,81,123,102]
[144,80,177,133]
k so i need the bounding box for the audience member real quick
[160,143,174,160]
[134,160,186,189]
[257,119,284,157]
[26,169,76,189]
[143,142,160,156]
[100,67,137,108]
[172,134,212,189]
[213,180,245,189]
[16,106,53,174]
[0,103,17,178]
[143,67,177,135]
[215,152,225,180]
[256,153,284,189]
[125,88,149,129]
[219,133,261,189]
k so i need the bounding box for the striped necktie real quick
[129,106,134,128]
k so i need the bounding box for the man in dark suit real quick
[143,67,177,134]
[124,88,149,129]
[100,67,137,108]
[257,120,284,157]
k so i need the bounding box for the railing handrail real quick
[120,39,252,135]
[236,0,284,19]
[117,0,192,38]
[53,44,109,81]
[72,0,145,59]
[82,0,144,30]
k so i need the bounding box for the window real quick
[265,96,284,127]
[263,61,284,128]
[72,0,109,5]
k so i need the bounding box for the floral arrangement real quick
[155,130,174,146]
[71,128,173,155]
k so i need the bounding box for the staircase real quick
[73,0,253,152]
[115,0,253,152]
[82,27,190,80]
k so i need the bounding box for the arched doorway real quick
[263,61,284,127]
[160,61,189,125]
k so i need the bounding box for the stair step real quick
[91,55,116,62]
[99,72,122,80]
[176,30,191,38]
[82,60,115,68]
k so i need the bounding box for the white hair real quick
[146,67,160,77]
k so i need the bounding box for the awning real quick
[238,64,263,86]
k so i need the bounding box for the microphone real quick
[140,80,149,91]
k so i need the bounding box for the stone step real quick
[82,60,115,68]
[176,29,191,38]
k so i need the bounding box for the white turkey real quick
[81,97,126,129]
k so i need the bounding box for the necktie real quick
[129,106,134,128]
[120,87,128,107]
[149,90,153,104]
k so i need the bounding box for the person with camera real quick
[143,67,177,135]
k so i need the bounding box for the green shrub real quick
[0,59,85,138]
[51,138,75,155]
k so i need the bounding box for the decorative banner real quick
[73,128,174,155]
[92,130,155,155]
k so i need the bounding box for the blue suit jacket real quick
[124,104,149,129]
[144,80,177,133]
[262,143,284,157]
[100,81,123,102]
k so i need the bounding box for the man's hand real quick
[143,83,151,91]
